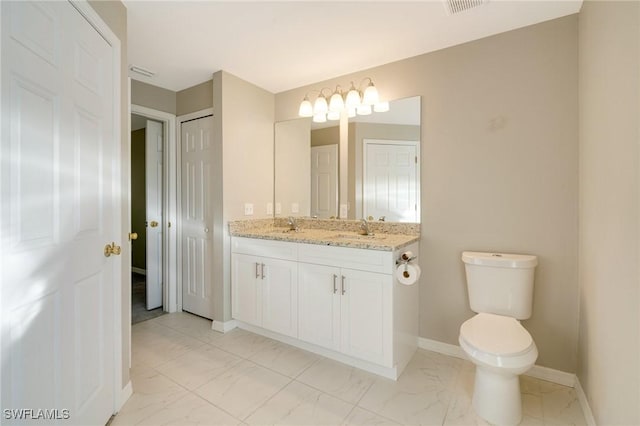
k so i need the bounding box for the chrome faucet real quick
[287,216,298,231]
[359,218,371,235]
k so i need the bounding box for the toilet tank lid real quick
[462,251,538,268]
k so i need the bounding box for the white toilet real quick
[459,251,538,426]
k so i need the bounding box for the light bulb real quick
[298,97,313,117]
[329,91,344,112]
[357,104,372,115]
[345,82,361,109]
[313,113,327,123]
[313,95,328,115]
[373,101,389,112]
[362,81,379,106]
[347,108,356,118]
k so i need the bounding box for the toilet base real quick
[472,366,522,426]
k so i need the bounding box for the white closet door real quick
[364,141,419,222]
[146,119,163,310]
[181,117,214,319]
[1,2,118,424]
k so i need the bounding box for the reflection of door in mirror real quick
[311,145,338,218]
[363,140,420,223]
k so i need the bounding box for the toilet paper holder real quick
[395,252,419,281]
[396,251,417,265]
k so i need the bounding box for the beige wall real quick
[311,126,340,147]
[177,80,213,116]
[88,0,131,391]
[212,71,275,322]
[131,129,146,270]
[275,15,580,372]
[132,79,213,117]
[131,79,177,114]
[577,1,640,424]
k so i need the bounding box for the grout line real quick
[239,377,295,423]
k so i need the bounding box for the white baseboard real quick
[131,267,146,276]
[418,337,575,386]
[527,364,575,387]
[212,319,237,333]
[116,380,133,412]
[574,377,597,426]
[418,337,467,360]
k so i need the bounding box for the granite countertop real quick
[229,219,419,251]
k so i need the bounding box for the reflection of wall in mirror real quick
[275,119,310,217]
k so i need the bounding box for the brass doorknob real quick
[128,232,138,241]
[104,242,122,257]
[149,221,159,228]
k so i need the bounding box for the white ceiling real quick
[125,1,582,94]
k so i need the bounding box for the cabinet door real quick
[298,263,341,351]
[231,253,262,326]
[340,269,393,366]
[262,258,298,338]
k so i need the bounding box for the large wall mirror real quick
[274,95,421,223]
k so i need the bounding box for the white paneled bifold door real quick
[146,120,163,310]
[181,117,214,319]
[1,2,118,425]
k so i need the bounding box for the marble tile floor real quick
[113,312,587,426]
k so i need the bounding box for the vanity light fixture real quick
[298,95,313,117]
[299,77,388,121]
[329,86,345,112]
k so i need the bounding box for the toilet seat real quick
[460,313,533,356]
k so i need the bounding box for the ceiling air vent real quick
[443,0,488,15]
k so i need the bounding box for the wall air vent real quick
[443,0,489,15]
[129,65,155,78]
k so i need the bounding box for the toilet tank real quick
[462,251,538,320]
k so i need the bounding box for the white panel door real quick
[181,116,214,318]
[1,2,117,424]
[364,141,419,222]
[298,263,341,351]
[310,145,338,218]
[146,120,163,310]
[340,269,392,366]
[261,258,298,338]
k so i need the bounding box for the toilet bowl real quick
[459,312,538,425]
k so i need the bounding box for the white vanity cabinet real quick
[231,238,298,338]
[230,235,419,380]
[298,250,393,366]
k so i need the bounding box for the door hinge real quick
[415,156,417,164]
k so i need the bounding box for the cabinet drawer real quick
[231,237,298,261]
[298,243,393,274]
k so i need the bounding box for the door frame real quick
[130,104,178,313]
[362,139,421,222]
[175,108,214,313]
